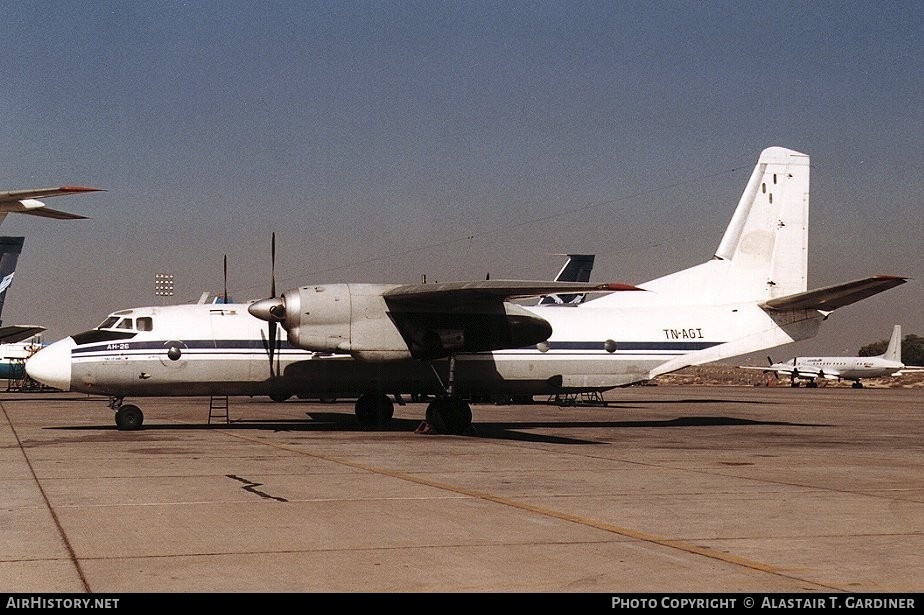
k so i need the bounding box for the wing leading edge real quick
[383,280,640,305]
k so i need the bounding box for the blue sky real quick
[1,1,921,357]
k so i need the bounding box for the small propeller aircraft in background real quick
[740,325,923,388]
[26,147,909,433]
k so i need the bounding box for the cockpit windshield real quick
[95,316,154,332]
[72,314,153,346]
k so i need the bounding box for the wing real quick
[761,275,909,311]
[0,325,46,344]
[383,279,640,304]
[251,280,641,361]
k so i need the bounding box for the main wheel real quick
[115,404,144,430]
[355,393,395,428]
[425,398,473,435]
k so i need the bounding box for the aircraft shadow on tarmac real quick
[45,405,829,446]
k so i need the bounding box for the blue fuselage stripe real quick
[70,339,721,357]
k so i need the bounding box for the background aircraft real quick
[0,236,45,344]
[0,186,102,227]
[740,325,924,388]
[538,254,595,305]
[0,236,44,383]
[0,186,100,384]
[26,147,909,433]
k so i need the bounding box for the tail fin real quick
[622,147,810,305]
[540,254,595,305]
[882,325,902,362]
[0,236,24,326]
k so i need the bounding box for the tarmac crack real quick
[226,474,288,502]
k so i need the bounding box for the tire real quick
[115,404,144,430]
[426,398,472,435]
[355,394,394,428]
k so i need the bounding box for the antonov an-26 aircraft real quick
[26,147,908,433]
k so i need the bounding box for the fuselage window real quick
[136,317,153,332]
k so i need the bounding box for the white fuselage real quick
[26,296,825,399]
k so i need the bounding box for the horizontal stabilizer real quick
[10,207,87,220]
[0,186,103,224]
[0,186,103,203]
[760,275,908,312]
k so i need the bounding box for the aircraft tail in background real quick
[539,254,595,305]
[0,236,45,344]
[882,324,902,362]
[0,236,24,322]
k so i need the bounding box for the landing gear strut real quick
[109,397,144,430]
[421,354,474,436]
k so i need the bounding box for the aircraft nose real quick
[25,338,74,392]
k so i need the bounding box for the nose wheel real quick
[109,398,144,430]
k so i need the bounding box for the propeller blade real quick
[269,233,277,378]
[223,254,228,304]
[268,320,277,379]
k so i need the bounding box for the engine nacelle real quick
[279,283,405,356]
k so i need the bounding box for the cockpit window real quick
[97,316,120,329]
[116,319,133,329]
[137,317,153,331]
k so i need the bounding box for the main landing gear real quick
[354,393,395,429]
[109,397,144,430]
[424,397,473,435]
[418,354,474,436]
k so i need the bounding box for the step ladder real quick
[208,396,230,424]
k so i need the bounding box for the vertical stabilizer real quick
[883,325,902,362]
[629,147,810,305]
[0,236,25,326]
[540,254,595,305]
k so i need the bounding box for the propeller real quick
[223,254,228,304]
[252,233,283,379]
